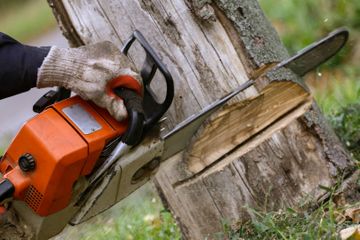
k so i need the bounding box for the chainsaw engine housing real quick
[0,96,127,216]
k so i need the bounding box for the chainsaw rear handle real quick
[0,179,14,203]
[122,30,174,132]
[33,88,71,113]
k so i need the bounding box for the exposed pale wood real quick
[0,1,353,239]
[187,81,310,173]
[172,97,314,187]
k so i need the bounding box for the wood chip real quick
[340,225,360,240]
[345,207,360,224]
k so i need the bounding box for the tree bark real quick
[0,0,356,239]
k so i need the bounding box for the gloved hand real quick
[37,41,142,121]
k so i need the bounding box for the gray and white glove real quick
[37,41,142,121]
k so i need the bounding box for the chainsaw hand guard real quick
[122,30,174,132]
[84,30,175,185]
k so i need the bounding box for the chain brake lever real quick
[122,30,174,132]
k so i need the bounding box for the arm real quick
[0,33,49,99]
[0,33,142,121]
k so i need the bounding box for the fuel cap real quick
[18,153,36,172]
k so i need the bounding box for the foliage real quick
[257,0,360,162]
[312,67,360,162]
[315,68,360,115]
[0,0,33,10]
[329,103,360,161]
[258,0,360,67]
[0,0,56,42]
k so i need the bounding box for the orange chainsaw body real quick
[0,96,128,216]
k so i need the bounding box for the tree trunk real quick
[47,1,355,238]
[0,0,356,239]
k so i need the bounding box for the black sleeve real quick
[0,33,50,99]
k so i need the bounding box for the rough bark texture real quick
[0,0,355,239]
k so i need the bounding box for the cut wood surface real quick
[186,81,311,174]
[46,0,354,239]
[0,1,348,239]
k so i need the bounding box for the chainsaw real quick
[0,28,348,239]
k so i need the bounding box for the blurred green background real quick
[0,0,358,239]
[0,0,56,42]
[260,0,360,162]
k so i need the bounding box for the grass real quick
[0,0,57,42]
[56,183,181,240]
[222,202,359,240]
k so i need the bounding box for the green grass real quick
[57,184,181,240]
[222,202,359,240]
[0,0,57,42]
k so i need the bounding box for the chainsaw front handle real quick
[86,31,174,185]
[122,30,174,132]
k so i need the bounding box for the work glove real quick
[37,41,142,121]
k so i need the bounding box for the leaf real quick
[319,185,333,193]
[339,225,360,240]
[253,221,270,233]
[345,207,360,224]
